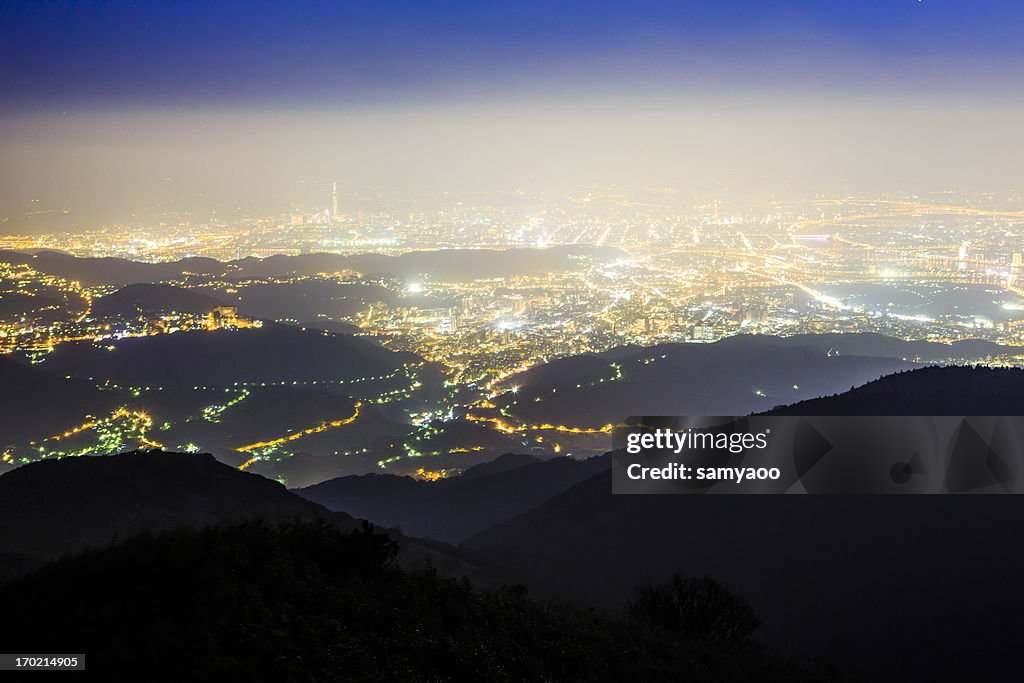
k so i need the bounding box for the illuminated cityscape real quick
[2,189,1023,479]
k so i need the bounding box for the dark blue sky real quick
[3,1,1024,110]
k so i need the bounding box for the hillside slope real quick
[0,356,128,454]
[39,324,430,388]
[767,365,1024,414]
[297,453,610,542]
[91,283,225,317]
[0,450,357,563]
[492,334,1022,429]
[466,366,1024,683]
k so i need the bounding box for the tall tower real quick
[331,182,339,221]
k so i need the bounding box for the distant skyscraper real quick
[331,182,339,221]
[958,242,969,271]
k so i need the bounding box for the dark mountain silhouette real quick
[0,451,357,563]
[242,449,390,489]
[37,324,434,389]
[297,453,610,543]
[91,282,225,317]
[0,250,227,286]
[458,451,539,480]
[0,450,474,583]
[767,365,1024,415]
[240,246,625,281]
[496,333,1022,428]
[467,366,1024,683]
[0,356,128,454]
[0,520,843,682]
[218,279,453,323]
[737,331,1013,361]
[467,470,1024,683]
[225,280,397,322]
[0,245,624,287]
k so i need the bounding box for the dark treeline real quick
[0,520,848,682]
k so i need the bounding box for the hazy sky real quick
[3,1,1024,230]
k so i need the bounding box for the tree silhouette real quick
[0,522,846,681]
[628,574,760,645]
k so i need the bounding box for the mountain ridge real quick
[297,453,611,543]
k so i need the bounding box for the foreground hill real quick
[494,333,1021,428]
[468,471,1024,683]
[297,453,610,543]
[467,366,1024,683]
[0,451,356,567]
[0,520,845,682]
[0,450,475,583]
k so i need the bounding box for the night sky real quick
[3,1,1024,111]
[3,2,1024,228]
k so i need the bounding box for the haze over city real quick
[4,1,1024,229]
